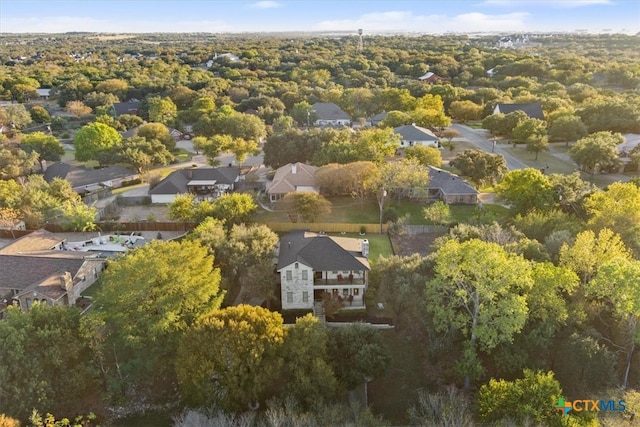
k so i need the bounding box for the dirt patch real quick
[390,232,445,257]
[115,205,172,222]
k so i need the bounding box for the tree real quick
[450,149,507,186]
[73,122,122,162]
[380,110,411,128]
[315,161,377,198]
[569,131,623,173]
[559,228,631,284]
[94,240,224,397]
[0,305,103,421]
[326,324,390,390]
[426,239,533,389]
[405,145,442,167]
[578,99,640,134]
[64,100,92,118]
[280,191,331,223]
[21,132,64,170]
[583,182,640,253]
[0,104,32,129]
[210,193,257,227]
[548,114,588,145]
[115,136,174,173]
[147,96,177,125]
[449,100,483,123]
[478,370,562,424]
[222,223,279,289]
[0,147,38,180]
[526,134,549,160]
[423,201,451,225]
[495,168,555,215]
[226,137,260,166]
[512,118,548,160]
[176,305,285,411]
[548,172,596,210]
[58,199,97,231]
[136,122,176,151]
[281,314,338,408]
[290,101,314,127]
[588,258,640,389]
[29,105,51,123]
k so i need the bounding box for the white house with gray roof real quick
[311,102,351,127]
[277,231,370,311]
[394,124,440,148]
[148,166,240,204]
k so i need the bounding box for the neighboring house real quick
[206,53,241,67]
[394,124,440,148]
[266,162,318,203]
[277,231,370,311]
[311,102,351,127]
[0,219,26,232]
[617,133,640,172]
[36,88,51,100]
[112,100,140,117]
[148,166,240,204]
[417,72,445,84]
[426,166,479,204]
[0,229,105,313]
[486,67,497,77]
[44,162,138,200]
[370,111,388,126]
[493,102,544,120]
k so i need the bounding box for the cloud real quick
[313,10,528,33]
[482,0,612,8]
[248,1,281,9]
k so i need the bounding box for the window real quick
[302,291,309,303]
[354,288,360,296]
[332,271,338,274]
[301,270,308,280]
[287,292,293,303]
[343,271,349,275]
[332,289,339,296]
[286,270,292,281]
[343,288,349,296]
[295,262,299,269]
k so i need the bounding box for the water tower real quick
[357,28,364,53]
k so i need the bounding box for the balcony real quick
[314,277,365,286]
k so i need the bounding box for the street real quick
[451,124,528,170]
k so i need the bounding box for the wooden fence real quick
[263,222,387,234]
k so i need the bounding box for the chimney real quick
[60,272,76,306]
[187,169,193,179]
[361,239,369,258]
[291,163,297,174]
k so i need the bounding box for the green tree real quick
[94,240,224,398]
[449,149,507,186]
[548,171,596,210]
[64,100,92,118]
[211,193,257,227]
[28,105,51,123]
[280,191,331,223]
[477,370,562,424]
[449,100,483,123]
[423,201,451,225]
[136,122,176,151]
[290,101,315,127]
[226,137,260,166]
[588,258,640,389]
[569,131,623,173]
[512,118,548,160]
[379,110,411,128]
[176,305,285,411]
[115,136,174,173]
[73,122,122,162]
[0,104,32,129]
[548,114,588,145]
[426,239,533,389]
[496,168,555,215]
[326,324,391,391]
[58,199,97,231]
[147,96,177,125]
[21,132,64,171]
[0,305,103,421]
[405,145,442,167]
[0,147,38,180]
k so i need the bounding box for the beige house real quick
[267,163,318,203]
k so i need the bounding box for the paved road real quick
[451,124,528,170]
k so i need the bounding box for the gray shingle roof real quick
[266,163,318,195]
[112,101,140,117]
[428,166,478,196]
[394,124,439,142]
[148,167,240,195]
[44,163,136,188]
[277,231,369,271]
[0,229,64,254]
[312,102,351,121]
[0,255,86,291]
[495,103,544,120]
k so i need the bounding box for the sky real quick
[0,0,638,35]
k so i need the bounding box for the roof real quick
[112,100,140,116]
[495,103,544,120]
[428,166,478,196]
[370,111,388,122]
[0,255,86,291]
[277,231,370,272]
[617,133,640,154]
[312,102,351,121]
[0,229,64,255]
[394,124,439,141]
[149,167,240,195]
[36,88,51,96]
[266,163,318,195]
[44,163,137,188]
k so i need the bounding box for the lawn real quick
[502,145,579,175]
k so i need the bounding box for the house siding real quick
[151,194,177,204]
[280,262,314,310]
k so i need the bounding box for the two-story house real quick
[149,166,240,203]
[277,231,370,311]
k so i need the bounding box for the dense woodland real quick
[1,32,640,426]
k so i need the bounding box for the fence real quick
[264,222,387,234]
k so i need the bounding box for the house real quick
[493,103,544,120]
[36,88,51,100]
[311,102,351,127]
[277,231,370,311]
[417,72,445,84]
[370,111,388,126]
[426,166,478,204]
[0,229,105,313]
[206,52,242,67]
[112,100,140,117]
[0,219,26,232]
[266,163,318,203]
[44,162,138,200]
[616,133,640,172]
[148,166,240,204]
[394,124,440,148]
[486,67,497,77]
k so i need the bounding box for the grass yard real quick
[502,145,579,175]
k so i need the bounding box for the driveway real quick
[451,124,528,170]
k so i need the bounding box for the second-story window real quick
[286,270,292,281]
